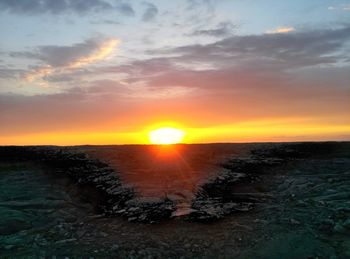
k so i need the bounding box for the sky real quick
[0,0,350,145]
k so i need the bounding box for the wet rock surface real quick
[0,145,280,223]
[0,146,176,223]
[117,197,176,223]
[239,142,350,258]
[188,156,279,221]
[1,142,350,258]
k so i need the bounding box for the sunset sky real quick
[1,0,350,145]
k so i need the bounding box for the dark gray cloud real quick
[142,2,158,22]
[2,29,350,135]
[116,2,135,16]
[90,19,121,25]
[122,61,289,92]
[191,21,237,37]
[97,26,350,95]
[168,26,350,70]
[0,67,25,79]
[1,69,349,136]
[10,38,110,67]
[187,0,215,12]
[10,26,349,91]
[0,0,134,16]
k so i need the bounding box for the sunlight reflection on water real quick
[81,144,251,214]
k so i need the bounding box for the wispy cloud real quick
[159,26,350,73]
[328,4,350,11]
[266,26,295,34]
[21,38,119,83]
[67,39,119,68]
[0,67,26,79]
[116,2,135,16]
[190,21,237,37]
[142,2,158,22]
[1,25,350,140]
[187,0,217,12]
[0,0,135,16]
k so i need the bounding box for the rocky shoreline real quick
[1,142,350,258]
[1,142,347,223]
[0,144,291,223]
[0,147,177,223]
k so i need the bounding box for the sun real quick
[149,127,185,145]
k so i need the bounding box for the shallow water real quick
[0,157,258,257]
[78,144,253,214]
[1,143,350,258]
[0,162,105,256]
[240,156,350,258]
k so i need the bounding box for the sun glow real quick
[149,127,185,145]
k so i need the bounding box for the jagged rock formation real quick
[0,146,176,223]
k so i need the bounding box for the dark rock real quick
[318,219,335,232]
[189,197,254,222]
[121,197,176,223]
[189,152,279,222]
[290,218,301,226]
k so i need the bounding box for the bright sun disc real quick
[149,127,185,145]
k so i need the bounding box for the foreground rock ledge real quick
[2,143,338,223]
[0,146,176,223]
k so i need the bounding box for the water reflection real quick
[82,144,249,211]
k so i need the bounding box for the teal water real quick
[240,157,350,258]
[1,144,350,258]
[0,162,105,257]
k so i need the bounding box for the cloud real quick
[1,67,349,137]
[142,2,158,22]
[65,39,119,68]
[0,0,110,14]
[342,4,350,11]
[187,0,216,12]
[0,0,135,16]
[11,38,120,82]
[328,4,350,11]
[0,67,25,79]
[0,83,201,136]
[266,26,295,34]
[88,26,350,107]
[90,19,121,25]
[191,21,237,37]
[1,25,350,138]
[116,2,135,16]
[164,26,350,71]
[57,25,350,98]
[15,25,348,91]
